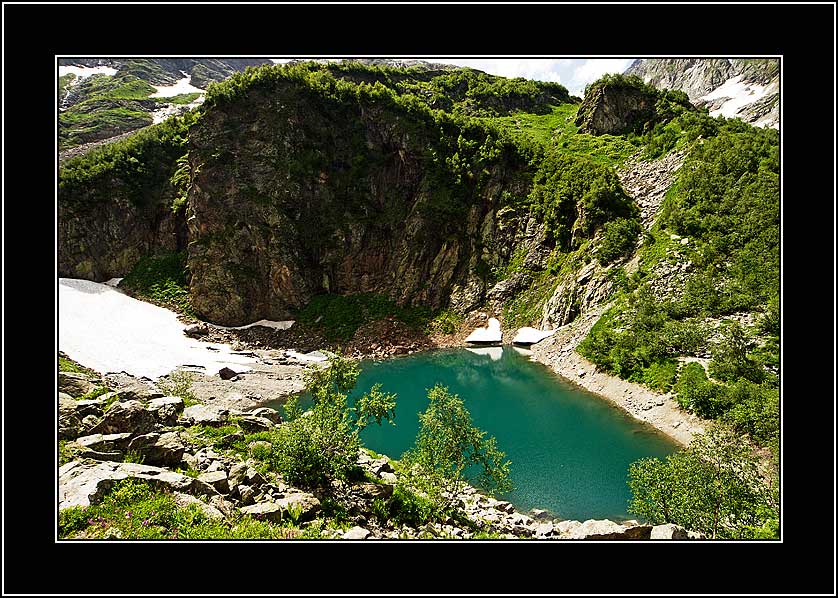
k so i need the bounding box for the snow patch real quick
[150,73,205,98]
[512,327,555,346]
[151,95,205,124]
[58,65,118,79]
[465,317,503,344]
[217,319,295,331]
[103,278,123,287]
[701,75,772,119]
[285,350,329,363]
[59,278,256,379]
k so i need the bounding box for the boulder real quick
[86,400,157,435]
[75,398,105,418]
[78,449,123,461]
[103,373,163,402]
[80,414,101,431]
[570,519,652,540]
[237,415,275,433]
[184,324,209,338]
[357,482,394,500]
[181,404,229,426]
[59,372,97,398]
[651,524,689,539]
[76,432,133,452]
[227,463,247,487]
[380,471,398,483]
[146,396,185,425]
[342,526,371,540]
[530,508,552,521]
[248,407,282,424]
[238,485,256,505]
[59,396,85,440]
[494,501,515,514]
[370,458,394,475]
[59,392,74,402]
[275,492,321,521]
[198,470,230,494]
[59,461,218,510]
[534,522,555,538]
[240,502,284,523]
[172,492,225,520]
[127,432,187,467]
[218,367,238,380]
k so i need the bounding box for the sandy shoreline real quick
[528,306,706,447]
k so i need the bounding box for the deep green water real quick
[347,347,677,522]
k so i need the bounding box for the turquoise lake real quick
[278,347,678,521]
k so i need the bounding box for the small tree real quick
[627,424,778,539]
[401,384,512,513]
[270,354,396,489]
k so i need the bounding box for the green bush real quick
[264,354,396,489]
[673,362,730,418]
[597,217,641,265]
[628,425,778,539]
[401,384,512,512]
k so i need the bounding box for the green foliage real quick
[121,251,194,317]
[597,217,641,265]
[263,355,397,489]
[660,126,779,312]
[401,384,512,512]
[673,362,730,418]
[374,484,439,527]
[529,153,637,249]
[427,309,464,335]
[709,322,766,384]
[578,287,704,391]
[59,110,197,209]
[722,379,779,445]
[627,425,778,539]
[59,479,299,539]
[169,154,190,213]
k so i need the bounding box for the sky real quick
[270,58,636,97]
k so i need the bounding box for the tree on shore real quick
[627,424,778,539]
[401,384,513,513]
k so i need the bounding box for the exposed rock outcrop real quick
[575,83,657,136]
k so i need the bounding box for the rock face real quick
[58,163,186,281]
[185,76,535,325]
[625,58,779,128]
[575,83,657,136]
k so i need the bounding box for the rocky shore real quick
[58,364,702,540]
[528,307,706,447]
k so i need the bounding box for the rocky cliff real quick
[625,58,779,128]
[185,77,537,325]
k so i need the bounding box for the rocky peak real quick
[625,58,779,128]
[575,78,658,135]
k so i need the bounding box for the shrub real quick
[401,384,512,512]
[597,217,641,265]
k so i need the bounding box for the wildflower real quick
[142,519,150,527]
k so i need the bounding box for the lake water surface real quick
[348,347,677,521]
